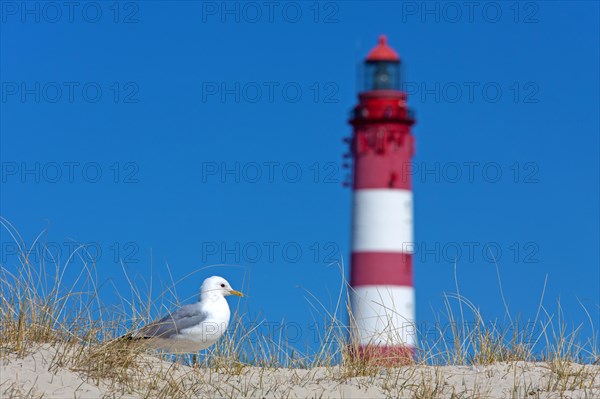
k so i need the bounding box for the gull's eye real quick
[220,283,225,288]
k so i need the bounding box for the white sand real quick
[1,346,105,399]
[2,345,598,398]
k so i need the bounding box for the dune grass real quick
[1,219,598,398]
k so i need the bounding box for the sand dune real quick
[2,345,598,398]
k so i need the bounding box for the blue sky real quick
[1,1,599,357]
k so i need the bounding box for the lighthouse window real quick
[365,61,401,91]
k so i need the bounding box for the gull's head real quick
[200,276,243,299]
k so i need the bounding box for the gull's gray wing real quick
[135,304,209,339]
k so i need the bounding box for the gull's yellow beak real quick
[229,290,244,297]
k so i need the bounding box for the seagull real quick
[127,276,243,354]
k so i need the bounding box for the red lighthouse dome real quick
[366,35,400,62]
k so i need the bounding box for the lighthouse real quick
[347,35,416,364]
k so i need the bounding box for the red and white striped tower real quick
[347,35,416,364]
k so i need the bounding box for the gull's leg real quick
[192,353,198,367]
